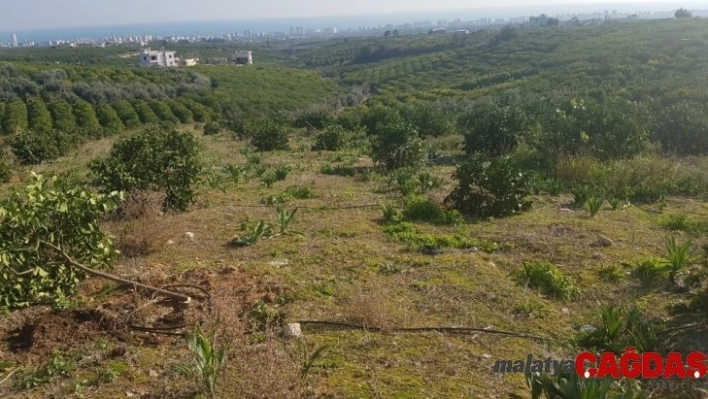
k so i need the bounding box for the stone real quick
[269,259,289,267]
[579,325,597,334]
[283,323,302,338]
[167,239,175,245]
[693,388,708,399]
[466,247,480,254]
[592,253,604,260]
[479,354,493,361]
[184,232,195,241]
[561,307,570,315]
[594,235,613,247]
[149,369,159,377]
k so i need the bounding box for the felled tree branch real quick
[39,241,191,304]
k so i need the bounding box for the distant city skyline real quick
[0,0,703,31]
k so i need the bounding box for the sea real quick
[0,2,703,43]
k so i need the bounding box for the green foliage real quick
[586,196,604,217]
[416,172,445,193]
[664,235,696,282]
[132,99,160,124]
[525,370,644,399]
[251,120,290,152]
[0,173,122,310]
[167,99,194,124]
[231,220,272,247]
[361,105,403,136]
[293,109,335,130]
[95,103,124,133]
[458,99,528,156]
[26,97,54,132]
[401,104,453,138]
[381,203,403,224]
[515,261,579,300]
[184,324,228,399]
[274,164,292,181]
[370,122,424,171]
[89,127,202,212]
[111,99,141,128]
[10,129,83,165]
[445,155,532,218]
[0,153,11,183]
[313,124,348,151]
[203,120,222,136]
[675,8,692,18]
[651,101,708,155]
[578,305,658,354]
[261,185,315,205]
[72,98,101,131]
[402,197,463,225]
[149,100,180,124]
[2,99,28,134]
[17,351,77,389]
[47,99,78,131]
[248,299,282,329]
[382,221,502,253]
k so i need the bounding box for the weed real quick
[225,164,247,184]
[571,185,595,208]
[300,345,329,381]
[633,257,669,279]
[321,164,356,176]
[512,299,550,319]
[417,172,445,193]
[274,164,292,181]
[608,197,622,210]
[578,306,658,354]
[261,185,315,205]
[274,207,304,236]
[230,220,273,247]
[598,264,625,283]
[248,300,281,330]
[665,235,696,282]
[516,261,579,300]
[16,351,76,389]
[184,324,228,399]
[261,173,278,188]
[381,203,403,224]
[659,213,692,232]
[586,196,604,217]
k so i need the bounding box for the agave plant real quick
[230,220,273,247]
[665,235,696,283]
[185,324,228,399]
[275,207,304,237]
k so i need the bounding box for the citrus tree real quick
[0,173,123,310]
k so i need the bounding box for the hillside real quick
[1,18,708,399]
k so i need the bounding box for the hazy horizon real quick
[1,0,704,32]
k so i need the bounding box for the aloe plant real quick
[185,324,228,399]
[230,220,273,247]
[275,207,304,236]
[665,235,695,283]
[586,196,604,217]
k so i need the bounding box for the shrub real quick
[167,99,194,124]
[0,153,11,183]
[132,99,161,124]
[26,97,54,132]
[10,129,83,165]
[251,120,289,152]
[403,197,463,225]
[515,261,579,300]
[89,127,202,212]
[586,196,604,217]
[578,306,658,354]
[112,99,141,128]
[401,104,453,138]
[458,100,528,157]
[2,99,28,134]
[445,155,532,218]
[148,100,180,124]
[0,173,122,310]
[47,99,78,131]
[95,103,124,133]
[203,121,221,136]
[293,109,335,130]
[312,125,348,151]
[370,122,424,171]
[72,99,101,130]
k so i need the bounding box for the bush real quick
[515,261,579,300]
[112,99,141,128]
[89,127,202,212]
[2,99,28,134]
[95,103,124,133]
[167,99,194,124]
[0,173,122,310]
[403,197,463,225]
[0,153,11,183]
[132,99,161,124]
[293,109,335,130]
[401,104,453,138]
[47,99,78,131]
[203,121,222,136]
[458,100,528,157]
[26,97,54,132]
[313,125,348,151]
[72,99,101,130]
[251,120,289,152]
[445,155,532,218]
[10,129,83,165]
[370,122,424,171]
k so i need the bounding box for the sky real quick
[0,0,702,31]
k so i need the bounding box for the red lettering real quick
[596,353,620,379]
[619,347,641,379]
[662,352,687,379]
[686,352,707,379]
[576,352,597,378]
[641,352,663,379]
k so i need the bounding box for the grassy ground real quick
[1,128,707,398]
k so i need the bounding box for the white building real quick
[232,50,253,65]
[10,33,18,47]
[139,48,177,67]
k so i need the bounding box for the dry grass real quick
[341,280,410,332]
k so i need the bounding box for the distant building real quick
[232,50,253,65]
[182,58,199,67]
[139,48,177,67]
[10,33,18,47]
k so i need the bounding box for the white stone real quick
[185,232,195,240]
[283,323,302,338]
[561,307,570,315]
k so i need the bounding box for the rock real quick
[488,262,496,268]
[466,247,480,254]
[479,354,493,361]
[592,253,604,260]
[184,232,195,241]
[693,388,708,399]
[167,239,175,245]
[268,259,289,267]
[579,325,597,334]
[282,323,302,338]
[421,246,442,255]
[559,207,573,212]
[149,369,159,377]
[594,235,613,247]
[561,307,570,315]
